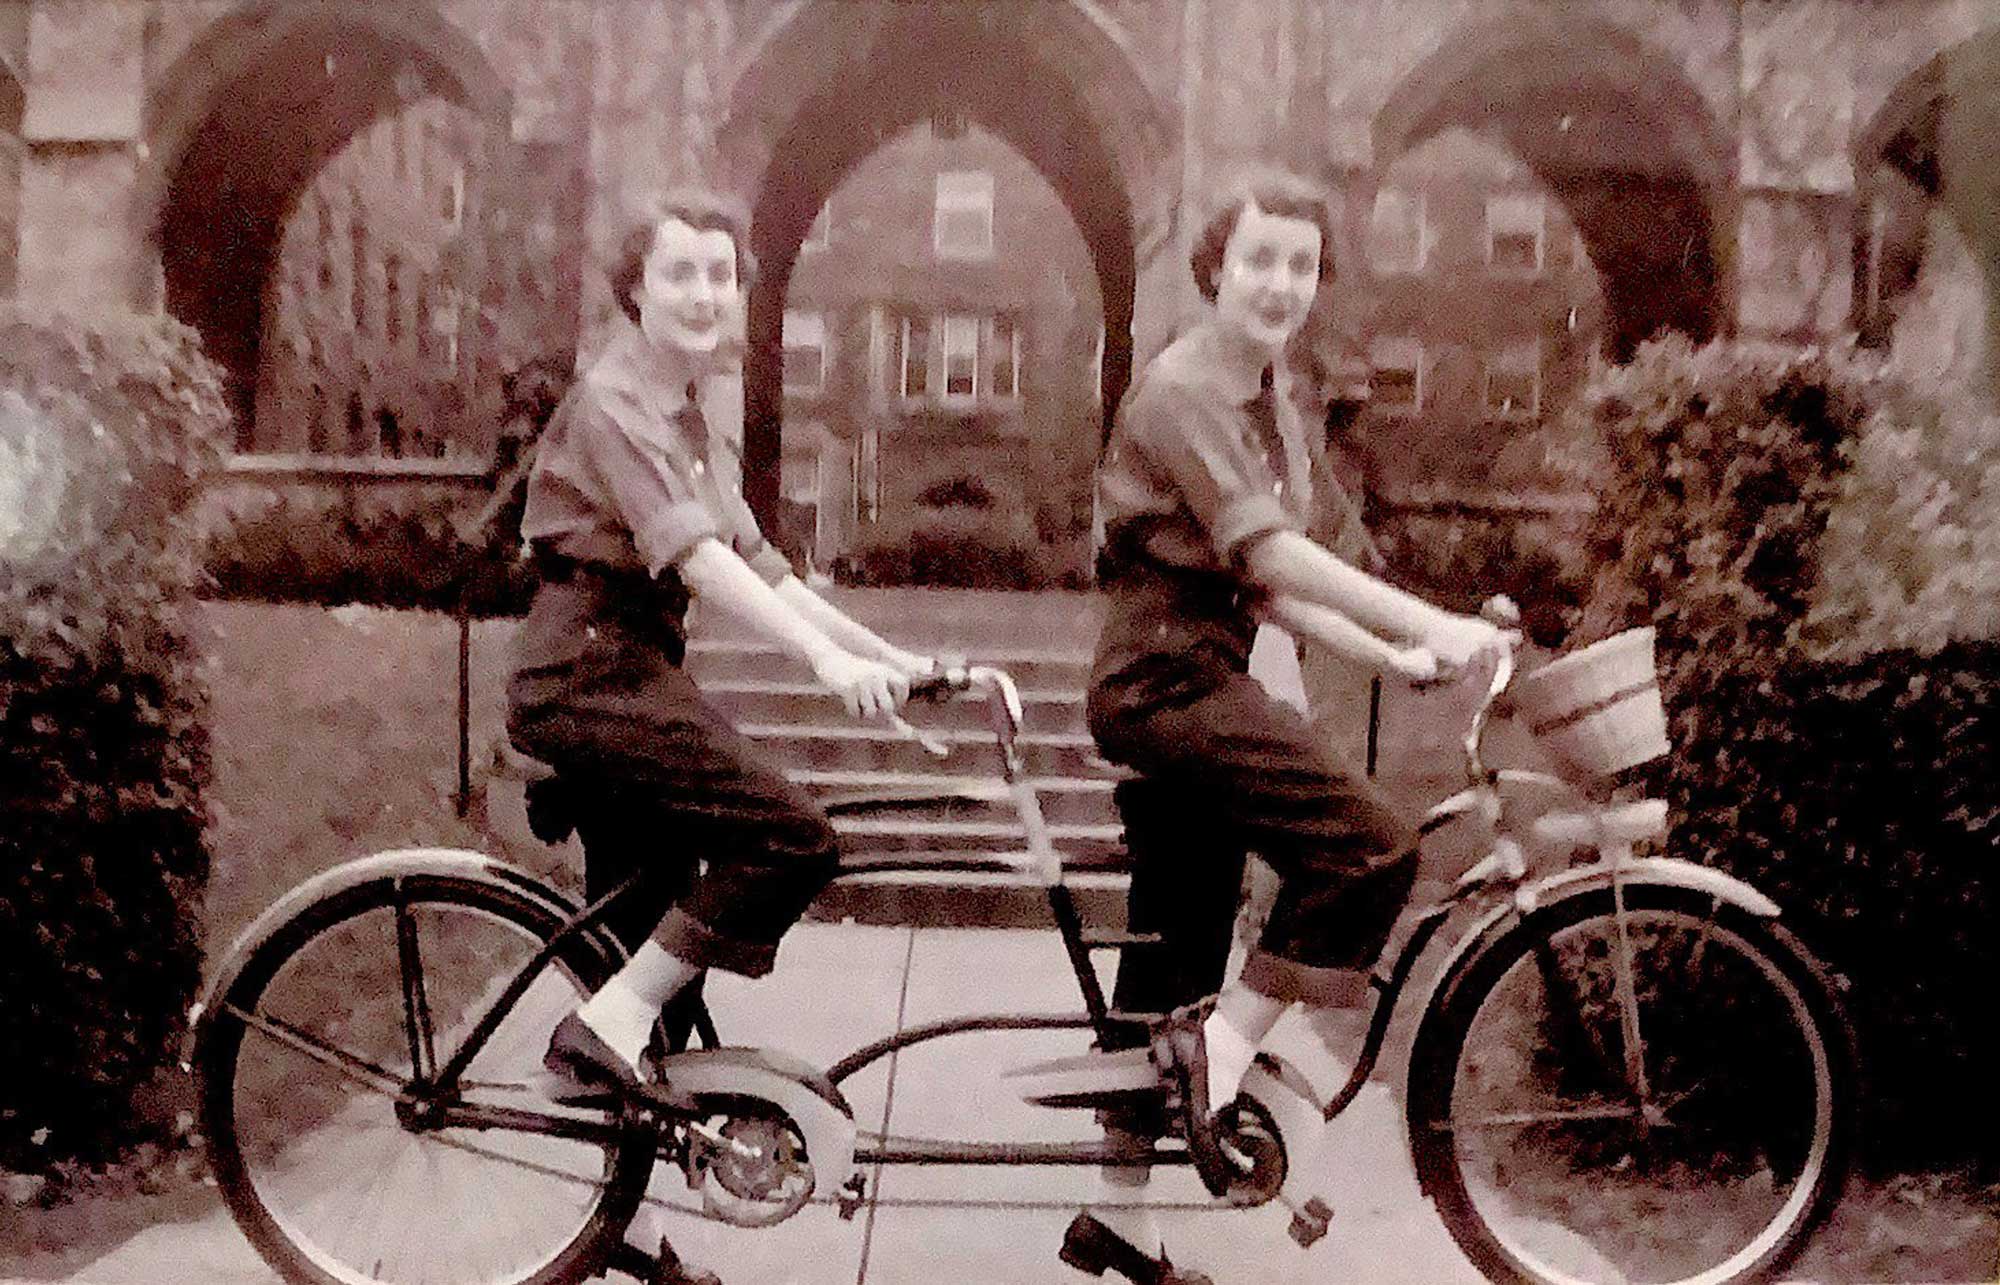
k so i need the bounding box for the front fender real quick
[1422,856,1783,1024]
[661,1047,859,1194]
[184,847,601,1068]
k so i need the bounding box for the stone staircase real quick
[682,588,1127,924]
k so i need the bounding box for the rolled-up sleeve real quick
[1126,383,1298,566]
[575,390,722,575]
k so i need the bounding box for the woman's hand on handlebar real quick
[813,651,911,721]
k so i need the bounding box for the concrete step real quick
[794,770,1120,827]
[832,816,1124,863]
[708,680,1086,735]
[686,639,1092,689]
[740,723,1113,777]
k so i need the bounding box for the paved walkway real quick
[8,920,1486,1285]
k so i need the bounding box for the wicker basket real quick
[1513,627,1671,777]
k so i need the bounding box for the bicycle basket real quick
[1512,627,1670,777]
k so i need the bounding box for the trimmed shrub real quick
[1574,336,2000,1165]
[0,309,229,1172]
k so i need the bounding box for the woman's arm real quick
[679,539,907,718]
[774,578,933,676]
[1246,530,1497,664]
[1264,595,1436,681]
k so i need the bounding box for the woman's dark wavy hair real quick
[1189,169,1338,304]
[609,188,760,326]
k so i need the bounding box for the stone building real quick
[778,120,1102,581]
[4,0,1998,533]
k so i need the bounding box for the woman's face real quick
[1213,202,1322,351]
[639,216,741,355]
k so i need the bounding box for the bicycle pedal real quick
[836,1172,868,1221]
[1286,1196,1333,1247]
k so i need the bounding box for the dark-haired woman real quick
[507,189,935,1097]
[1061,170,1504,1283]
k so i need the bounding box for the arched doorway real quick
[140,1,512,436]
[1852,25,2000,390]
[715,0,1171,527]
[1374,10,1734,363]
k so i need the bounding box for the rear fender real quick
[184,847,611,1068]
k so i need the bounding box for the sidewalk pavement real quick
[7,919,1486,1285]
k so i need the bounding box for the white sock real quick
[1204,987,1289,1106]
[577,941,699,1069]
[1201,1009,1260,1108]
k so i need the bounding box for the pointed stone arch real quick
[1375,8,1735,360]
[714,0,1174,521]
[137,1,511,427]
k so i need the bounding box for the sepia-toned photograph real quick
[3,2,1999,1282]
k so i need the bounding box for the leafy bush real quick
[846,503,1083,589]
[199,355,567,616]
[1574,336,2000,1164]
[1803,390,2000,661]
[1372,501,1593,649]
[0,309,228,1172]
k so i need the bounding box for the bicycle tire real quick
[195,872,655,1285]
[1407,883,1857,1285]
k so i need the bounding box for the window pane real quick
[902,318,929,397]
[943,315,978,398]
[934,171,994,259]
[986,317,1017,398]
[1369,189,1425,273]
[1487,194,1544,272]
[1484,345,1540,418]
[784,311,825,393]
[1368,337,1422,412]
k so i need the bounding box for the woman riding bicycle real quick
[506,189,935,1277]
[1066,168,1506,1284]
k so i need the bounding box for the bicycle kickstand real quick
[604,1237,722,1285]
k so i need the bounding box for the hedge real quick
[0,309,228,1172]
[1574,336,2000,1165]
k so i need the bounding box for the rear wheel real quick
[1408,884,1855,1285]
[195,874,654,1285]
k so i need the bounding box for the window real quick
[942,314,979,401]
[899,316,930,398]
[1368,337,1423,414]
[801,200,831,253]
[1483,342,1541,419]
[933,170,994,259]
[983,316,1019,399]
[1368,188,1428,274]
[1487,194,1545,274]
[783,311,828,394]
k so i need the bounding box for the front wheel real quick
[1407,884,1856,1285]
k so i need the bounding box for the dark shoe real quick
[605,1237,721,1285]
[543,1013,694,1111]
[1058,1213,1212,1285]
[1151,1001,1235,1198]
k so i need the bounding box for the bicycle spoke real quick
[224,1002,410,1098]
[1435,1102,1647,1133]
[394,888,439,1082]
[1608,877,1652,1105]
